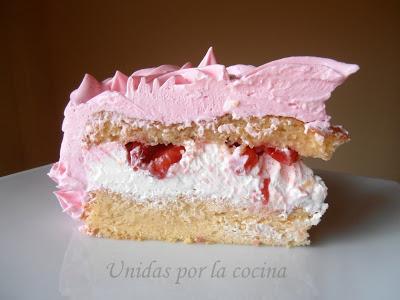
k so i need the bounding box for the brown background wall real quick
[1,1,399,181]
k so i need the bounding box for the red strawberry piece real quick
[126,142,150,169]
[149,145,185,179]
[265,147,299,165]
[242,147,258,173]
[125,142,140,165]
[143,144,167,163]
[261,178,270,205]
[125,142,135,153]
[126,142,186,177]
[253,145,265,155]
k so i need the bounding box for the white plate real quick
[1,165,399,300]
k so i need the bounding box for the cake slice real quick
[49,48,358,246]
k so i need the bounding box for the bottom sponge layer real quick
[81,190,323,247]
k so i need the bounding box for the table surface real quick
[0,165,399,300]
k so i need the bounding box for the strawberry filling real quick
[265,147,299,166]
[125,141,299,205]
[125,142,185,179]
[261,178,270,205]
[242,147,258,173]
[233,144,300,205]
[234,145,300,172]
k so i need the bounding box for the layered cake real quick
[49,48,358,246]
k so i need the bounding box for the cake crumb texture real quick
[83,111,349,160]
[81,190,321,247]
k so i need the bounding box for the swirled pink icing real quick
[49,47,358,218]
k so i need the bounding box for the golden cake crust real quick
[83,111,349,160]
[81,190,320,247]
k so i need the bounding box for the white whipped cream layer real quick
[82,142,327,215]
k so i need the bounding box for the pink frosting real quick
[49,47,358,218]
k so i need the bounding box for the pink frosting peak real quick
[106,71,129,94]
[198,47,217,67]
[70,74,103,105]
[50,48,359,218]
